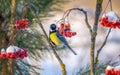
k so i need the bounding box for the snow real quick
[106,66,114,70]
[1,48,6,54]
[102,11,119,21]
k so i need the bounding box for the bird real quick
[49,24,77,55]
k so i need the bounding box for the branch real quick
[95,28,111,64]
[90,0,103,75]
[77,8,93,34]
[38,22,67,75]
[94,0,113,64]
[7,0,17,75]
[61,8,92,35]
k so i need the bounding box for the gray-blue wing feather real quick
[56,31,77,55]
[56,31,68,45]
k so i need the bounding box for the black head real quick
[50,24,57,30]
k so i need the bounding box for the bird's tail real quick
[65,44,77,55]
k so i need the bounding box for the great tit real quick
[49,24,77,55]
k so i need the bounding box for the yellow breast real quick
[50,32,62,46]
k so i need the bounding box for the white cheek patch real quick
[55,27,58,30]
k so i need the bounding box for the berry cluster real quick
[0,46,28,59]
[106,65,120,75]
[58,23,76,38]
[100,11,120,29]
[15,19,30,29]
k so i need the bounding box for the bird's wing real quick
[56,31,68,44]
[56,31,77,55]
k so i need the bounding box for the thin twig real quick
[101,0,110,15]
[75,8,93,35]
[95,0,113,64]
[38,22,67,75]
[59,8,92,34]
[38,22,63,64]
[95,28,111,64]
[109,0,113,11]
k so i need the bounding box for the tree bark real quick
[90,0,103,75]
[9,0,16,44]
[8,0,17,75]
